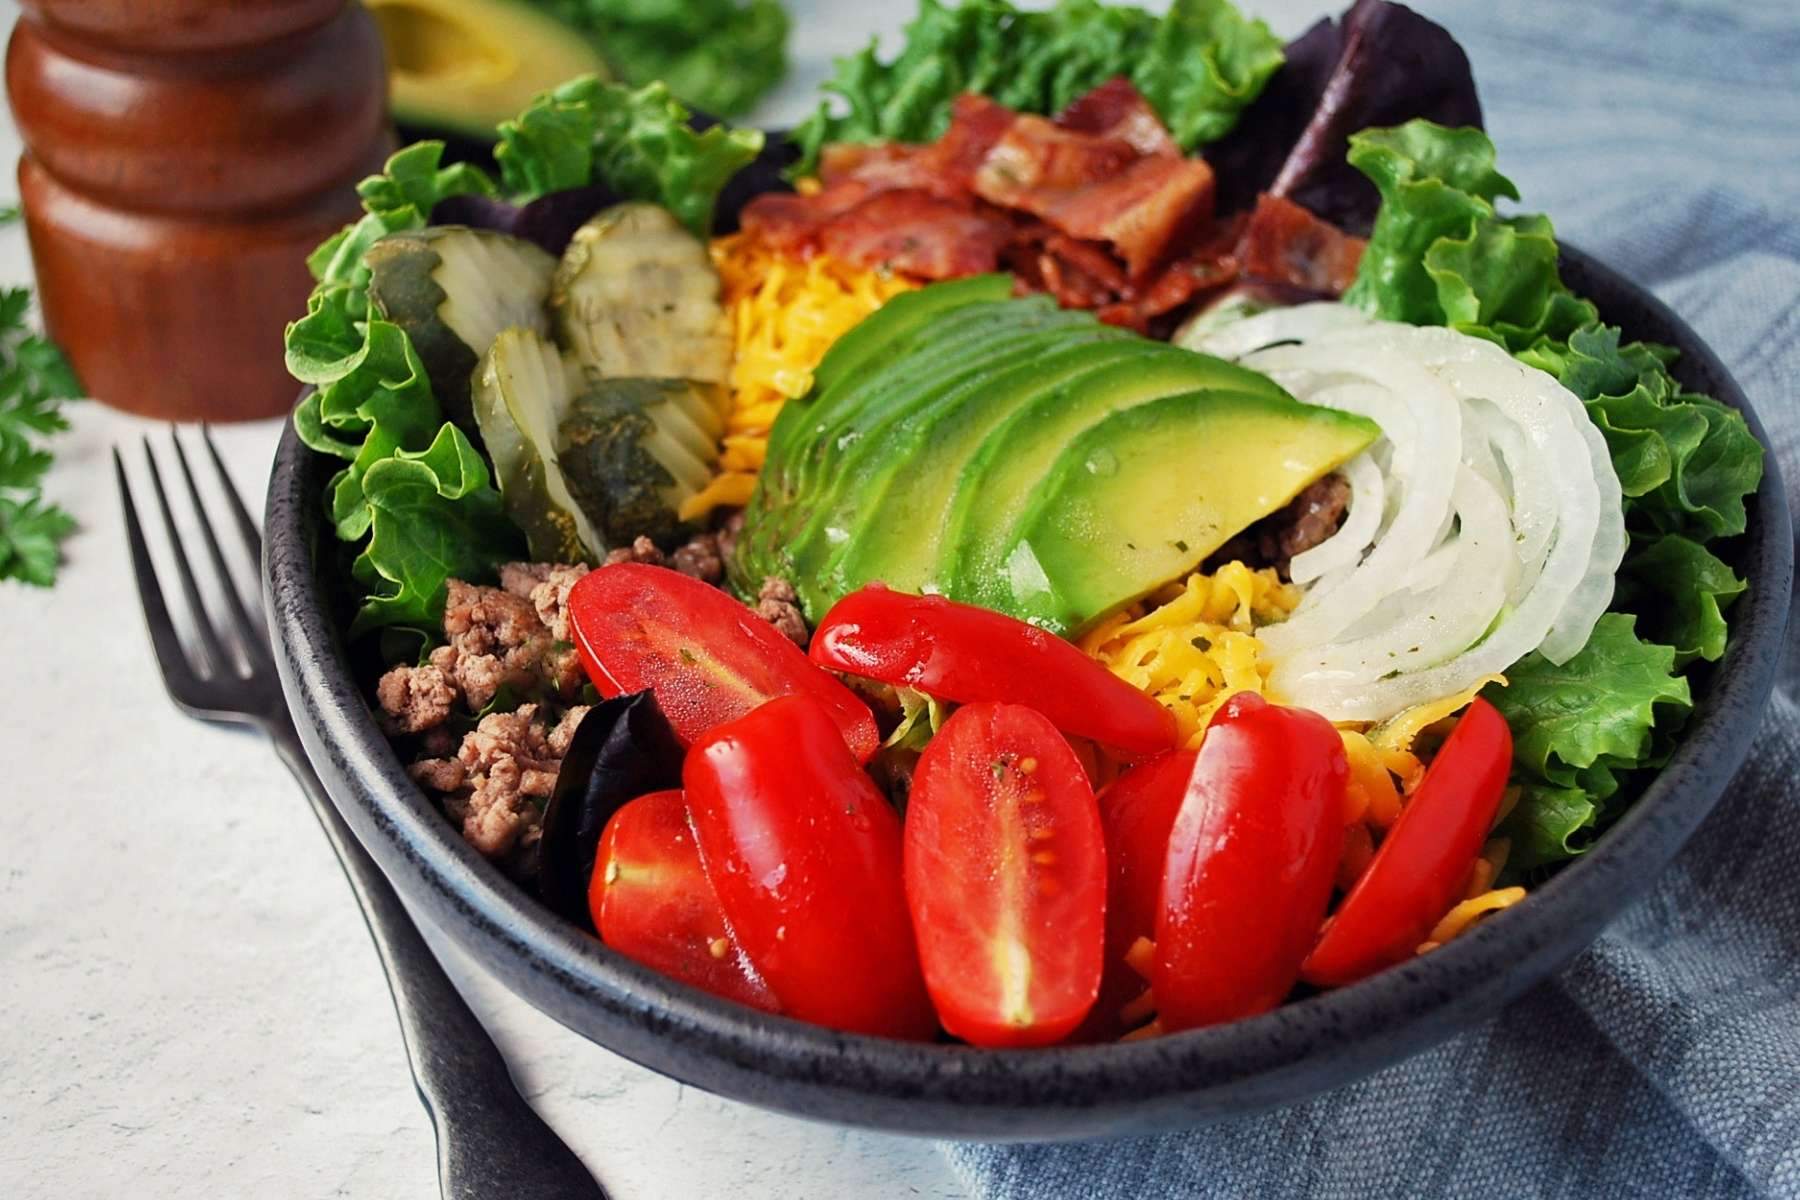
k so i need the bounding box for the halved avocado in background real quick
[366,0,611,140]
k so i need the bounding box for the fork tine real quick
[115,448,205,703]
[141,437,232,678]
[170,430,268,663]
[201,424,262,565]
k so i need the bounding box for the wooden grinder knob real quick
[6,0,394,420]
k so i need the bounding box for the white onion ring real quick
[1186,306,1625,721]
[1289,451,1384,583]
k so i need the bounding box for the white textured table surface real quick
[0,2,1328,1196]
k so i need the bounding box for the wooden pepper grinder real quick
[6,0,393,420]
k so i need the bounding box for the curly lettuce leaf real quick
[1348,120,1764,870]
[790,0,1283,175]
[1503,784,1599,876]
[1616,535,1746,666]
[1484,615,1692,872]
[495,77,763,237]
[291,83,763,636]
[532,0,790,118]
[349,424,525,638]
[1520,324,1762,539]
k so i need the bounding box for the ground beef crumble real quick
[378,518,808,863]
[1209,473,1353,578]
[603,532,727,585]
[754,576,809,646]
[408,703,590,861]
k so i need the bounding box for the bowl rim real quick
[265,243,1793,1140]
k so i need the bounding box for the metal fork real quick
[118,428,608,1200]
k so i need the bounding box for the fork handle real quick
[267,724,610,1200]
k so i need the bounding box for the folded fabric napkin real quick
[945,0,1800,1194]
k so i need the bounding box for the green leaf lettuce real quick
[291,81,759,636]
[1348,120,1765,872]
[532,0,790,118]
[790,0,1283,176]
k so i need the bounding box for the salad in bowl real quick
[282,0,1773,1059]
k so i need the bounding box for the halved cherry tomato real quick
[1072,749,1196,1042]
[809,585,1178,756]
[683,695,936,1039]
[568,563,879,761]
[1155,693,1347,1031]
[1301,697,1513,987]
[904,702,1106,1047]
[589,790,779,1011]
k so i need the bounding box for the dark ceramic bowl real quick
[266,246,1793,1141]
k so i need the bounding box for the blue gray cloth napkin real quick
[944,0,1800,1193]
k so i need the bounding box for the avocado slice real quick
[758,274,1011,483]
[368,0,611,140]
[943,347,1295,611]
[777,316,1108,614]
[829,336,1144,601]
[783,296,1075,504]
[808,275,1013,400]
[737,294,1080,593]
[1002,390,1381,634]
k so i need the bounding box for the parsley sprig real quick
[0,210,82,586]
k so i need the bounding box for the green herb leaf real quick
[0,493,76,587]
[0,260,83,587]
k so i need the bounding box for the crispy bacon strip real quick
[1236,193,1367,295]
[1055,76,1180,158]
[753,81,1364,327]
[817,190,1015,279]
[972,115,1141,204]
[1016,155,1216,282]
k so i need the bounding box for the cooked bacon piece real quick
[762,81,1365,324]
[820,140,968,201]
[1039,249,1115,310]
[1055,76,1180,158]
[925,93,1021,188]
[1236,193,1367,295]
[821,97,1018,198]
[818,189,1015,279]
[1093,214,1244,331]
[973,115,1139,204]
[1042,234,1128,293]
[819,141,917,184]
[741,184,857,256]
[1017,155,1216,282]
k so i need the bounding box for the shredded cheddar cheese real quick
[1079,562,1301,747]
[1369,674,1507,759]
[683,233,918,519]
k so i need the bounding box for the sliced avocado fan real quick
[735,281,1382,634]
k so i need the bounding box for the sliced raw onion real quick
[1289,450,1384,583]
[1186,306,1625,722]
